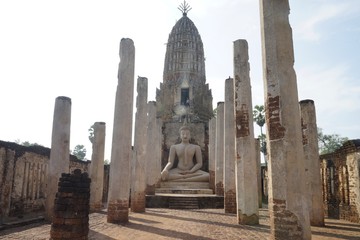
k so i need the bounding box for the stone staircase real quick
[169,197,199,209]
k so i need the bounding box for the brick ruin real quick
[0,4,359,240]
[50,169,90,240]
[320,139,360,223]
[0,140,90,224]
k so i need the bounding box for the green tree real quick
[72,144,87,160]
[104,159,110,165]
[15,139,42,147]
[318,128,348,154]
[88,124,94,144]
[253,105,267,156]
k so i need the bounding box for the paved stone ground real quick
[1,208,360,239]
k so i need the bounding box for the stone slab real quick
[159,182,210,189]
[155,189,214,194]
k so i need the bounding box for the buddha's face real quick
[180,130,190,142]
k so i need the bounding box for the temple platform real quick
[146,181,224,209]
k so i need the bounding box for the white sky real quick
[1,0,359,160]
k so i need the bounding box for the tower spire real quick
[178,0,192,16]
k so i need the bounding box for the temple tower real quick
[156,1,213,170]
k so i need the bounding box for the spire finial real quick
[178,0,192,16]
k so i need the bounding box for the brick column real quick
[89,122,106,211]
[50,169,90,240]
[260,0,311,239]
[215,102,225,196]
[107,38,135,223]
[234,39,259,224]
[208,117,216,192]
[224,78,236,213]
[300,99,324,226]
[131,77,148,212]
[46,96,71,221]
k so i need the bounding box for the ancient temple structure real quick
[156,1,213,169]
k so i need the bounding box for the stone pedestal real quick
[46,96,71,221]
[300,99,324,226]
[215,102,225,196]
[131,77,148,213]
[90,122,106,211]
[107,38,135,223]
[224,78,236,214]
[208,117,216,192]
[234,39,259,224]
[260,0,311,239]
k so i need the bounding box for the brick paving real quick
[1,208,360,239]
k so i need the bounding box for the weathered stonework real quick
[215,102,224,196]
[224,78,236,214]
[46,96,72,221]
[89,122,106,212]
[320,140,360,223]
[146,101,162,195]
[300,99,324,226]
[0,140,89,224]
[255,139,262,208]
[234,39,259,225]
[50,169,90,240]
[131,77,148,213]
[208,117,216,192]
[107,38,135,223]
[260,0,310,238]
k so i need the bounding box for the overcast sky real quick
[1,0,359,160]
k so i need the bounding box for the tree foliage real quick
[88,124,94,144]
[253,105,267,156]
[253,105,265,128]
[72,144,87,160]
[318,128,348,154]
[15,139,42,147]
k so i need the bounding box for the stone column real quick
[107,38,135,223]
[234,39,259,224]
[146,101,162,195]
[208,117,216,192]
[300,99,324,226]
[255,138,262,208]
[215,102,225,196]
[224,78,236,213]
[45,96,71,221]
[89,122,106,211]
[131,77,148,213]
[260,1,311,239]
[155,117,163,180]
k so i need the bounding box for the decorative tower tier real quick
[156,1,213,122]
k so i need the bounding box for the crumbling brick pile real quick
[50,169,91,240]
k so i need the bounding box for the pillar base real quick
[270,199,305,240]
[146,184,156,195]
[225,190,236,214]
[215,182,224,196]
[237,212,259,225]
[131,192,146,213]
[90,202,103,212]
[107,200,129,223]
